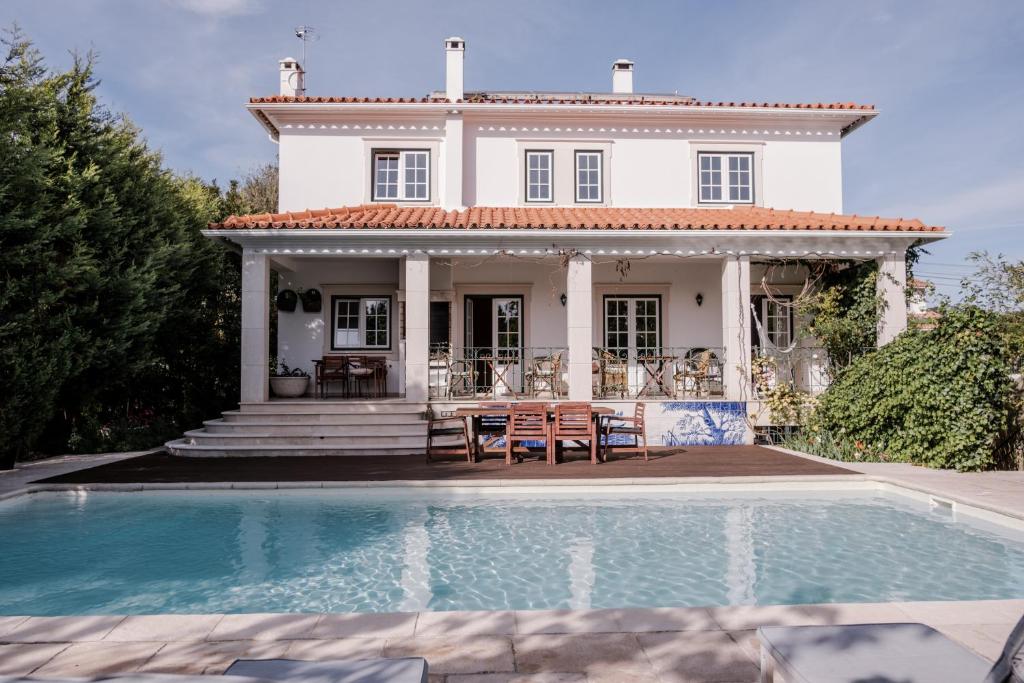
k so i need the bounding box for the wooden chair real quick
[345,356,374,397]
[426,407,472,463]
[552,402,598,465]
[601,402,649,462]
[505,402,552,465]
[474,402,510,460]
[317,356,348,398]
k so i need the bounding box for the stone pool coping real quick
[2,600,1022,680]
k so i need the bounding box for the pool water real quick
[2,489,1023,615]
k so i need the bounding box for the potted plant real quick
[299,287,322,313]
[276,289,298,312]
[269,359,311,397]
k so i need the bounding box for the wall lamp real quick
[560,293,568,306]
[695,293,704,307]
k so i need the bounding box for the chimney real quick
[612,59,634,94]
[444,36,465,101]
[279,58,305,97]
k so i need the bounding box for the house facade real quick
[174,38,948,456]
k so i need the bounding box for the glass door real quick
[492,297,523,395]
[604,296,661,392]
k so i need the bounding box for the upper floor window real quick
[373,150,429,201]
[698,152,753,204]
[525,150,553,202]
[575,151,603,203]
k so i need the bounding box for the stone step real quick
[203,419,426,437]
[218,412,426,427]
[183,430,426,449]
[165,439,422,458]
[238,401,426,416]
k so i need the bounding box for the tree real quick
[0,30,245,466]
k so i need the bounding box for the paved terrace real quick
[2,448,1023,681]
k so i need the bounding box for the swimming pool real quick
[2,488,1023,615]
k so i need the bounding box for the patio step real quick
[238,401,426,415]
[166,399,431,457]
[164,439,422,457]
[202,419,425,437]
[219,411,424,426]
[182,430,426,448]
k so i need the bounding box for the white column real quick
[240,248,270,403]
[721,255,752,401]
[567,255,593,401]
[443,112,463,210]
[405,252,430,402]
[877,250,908,346]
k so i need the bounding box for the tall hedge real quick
[0,32,243,467]
[810,305,1015,471]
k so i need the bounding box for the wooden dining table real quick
[454,404,615,463]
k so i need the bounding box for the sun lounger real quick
[0,657,428,683]
[757,615,1024,683]
[225,658,428,683]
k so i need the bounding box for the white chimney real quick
[612,59,634,94]
[444,36,465,101]
[279,57,305,97]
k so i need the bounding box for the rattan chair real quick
[598,350,629,398]
[525,352,562,399]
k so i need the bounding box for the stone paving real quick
[0,602,1021,681]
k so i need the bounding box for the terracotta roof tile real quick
[210,205,942,233]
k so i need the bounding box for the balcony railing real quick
[592,347,727,399]
[752,347,833,396]
[429,345,568,400]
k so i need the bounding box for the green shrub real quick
[781,429,890,463]
[809,305,1014,471]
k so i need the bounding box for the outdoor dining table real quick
[636,355,677,398]
[454,404,615,463]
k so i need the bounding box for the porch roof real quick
[210,205,944,233]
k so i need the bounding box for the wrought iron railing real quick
[752,347,833,396]
[428,345,568,400]
[592,347,727,399]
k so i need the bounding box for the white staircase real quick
[165,400,429,457]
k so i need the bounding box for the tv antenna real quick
[294,25,318,85]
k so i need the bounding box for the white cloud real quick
[167,0,263,17]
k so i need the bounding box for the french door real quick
[492,297,522,394]
[604,296,661,390]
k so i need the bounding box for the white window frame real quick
[331,295,392,350]
[698,152,754,204]
[525,150,553,203]
[761,296,792,349]
[372,150,430,202]
[603,296,661,358]
[574,150,603,203]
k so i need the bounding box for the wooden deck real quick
[38,446,854,484]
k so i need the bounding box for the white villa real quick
[170,38,948,457]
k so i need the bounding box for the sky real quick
[4,0,1023,299]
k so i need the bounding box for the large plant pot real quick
[269,375,309,398]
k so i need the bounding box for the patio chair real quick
[601,402,648,461]
[226,657,429,683]
[425,407,472,463]
[475,401,511,460]
[757,610,1024,682]
[505,402,552,465]
[525,352,562,399]
[552,401,598,464]
[598,349,629,398]
[674,348,716,398]
[447,356,476,398]
[316,356,348,398]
